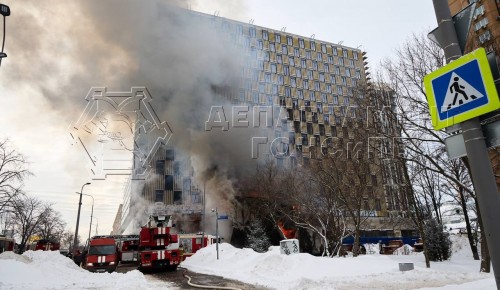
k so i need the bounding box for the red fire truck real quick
[178,233,217,261]
[83,236,119,273]
[138,214,181,271]
[0,235,14,253]
[116,235,139,264]
[27,239,60,251]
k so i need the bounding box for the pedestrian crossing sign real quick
[424,48,500,130]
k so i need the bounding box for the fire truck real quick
[27,239,60,251]
[138,213,181,271]
[178,233,217,261]
[0,235,14,253]
[83,236,119,273]
[116,235,139,263]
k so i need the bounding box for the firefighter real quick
[73,250,83,266]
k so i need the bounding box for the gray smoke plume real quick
[3,0,266,237]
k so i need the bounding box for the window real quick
[328,55,334,64]
[371,174,378,186]
[165,175,174,190]
[333,95,339,105]
[479,30,491,43]
[271,63,277,73]
[326,84,332,93]
[282,45,288,54]
[289,56,295,66]
[174,191,182,204]
[307,70,313,80]
[294,47,300,57]
[239,90,245,101]
[314,81,320,91]
[166,149,174,160]
[249,27,256,38]
[321,93,328,103]
[317,102,323,114]
[285,87,291,97]
[345,69,351,77]
[278,75,284,85]
[298,90,304,99]
[474,17,489,31]
[291,77,297,87]
[236,24,243,35]
[253,92,259,103]
[275,33,281,43]
[272,85,278,95]
[310,41,316,50]
[265,51,270,61]
[353,51,358,60]
[343,97,350,105]
[348,59,354,67]
[375,199,381,211]
[474,5,484,19]
[337,86,343,95]
[266,94,273,105]
[355,70,361,79]
[341,76,347,86]
[321,44,327,53]
[301,59,307,68]
[338,57,344,66]
[262,30,269,40]
[299,38,305,48]
[301,133,308,145]
[342,48,348,57]
[265,73,271,83]
[317,52,323,61]
[319,73,325,82]
[284,65,289,75]
[306,50,312,59]
[287,36,293,45]
[303,80,309,89]
[324,64,329,72]
[310,91,316,101]
[334,66,340,75]
[277,54,282,64]
[330,74,336,84]
[312,61,318,70]
[296,68,302,78]
[257,40,263,50]
[259,82,265,93]
[270,42,276,52]
[332,46,338,56]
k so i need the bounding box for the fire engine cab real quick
[83,236,119,273]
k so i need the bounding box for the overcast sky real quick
[0,1,438,240]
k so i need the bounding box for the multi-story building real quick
[448,0,500,55]
[117,8,411,236]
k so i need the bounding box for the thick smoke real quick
[3,0,266,237]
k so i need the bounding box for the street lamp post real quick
[211,207,219,260]
[73,182,90,254]
[79,192,94,241]
[201,182,206,249]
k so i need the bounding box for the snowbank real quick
[182,240,494,290]
[0,251,171,290]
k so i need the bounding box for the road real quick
[117,264,270,290]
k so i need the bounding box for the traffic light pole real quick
[432,0,500,287]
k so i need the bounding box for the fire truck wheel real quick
[166,265,178,271]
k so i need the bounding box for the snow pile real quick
[0,251,171,290]
[182,240,494,290]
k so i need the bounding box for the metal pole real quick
[215,207,219,260]
[73,182,90,254]
[432,0,500,286]
[85,194,94,241]
[201,182,206,248]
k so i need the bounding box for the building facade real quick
[117,8,411,235]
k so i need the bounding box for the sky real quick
[0,1,438,240]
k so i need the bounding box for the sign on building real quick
[424,48,500,130]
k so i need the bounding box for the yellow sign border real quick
[424,48,500,130]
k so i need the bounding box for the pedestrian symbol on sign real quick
[442,72,484,112]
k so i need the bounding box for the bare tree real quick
[11,195,50,253]
[36,204,66,242]
[0,139,32,213]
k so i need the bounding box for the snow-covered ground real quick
[0,235,494,290]
[182,235,494,290]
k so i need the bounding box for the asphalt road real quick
[117,264,270,290]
